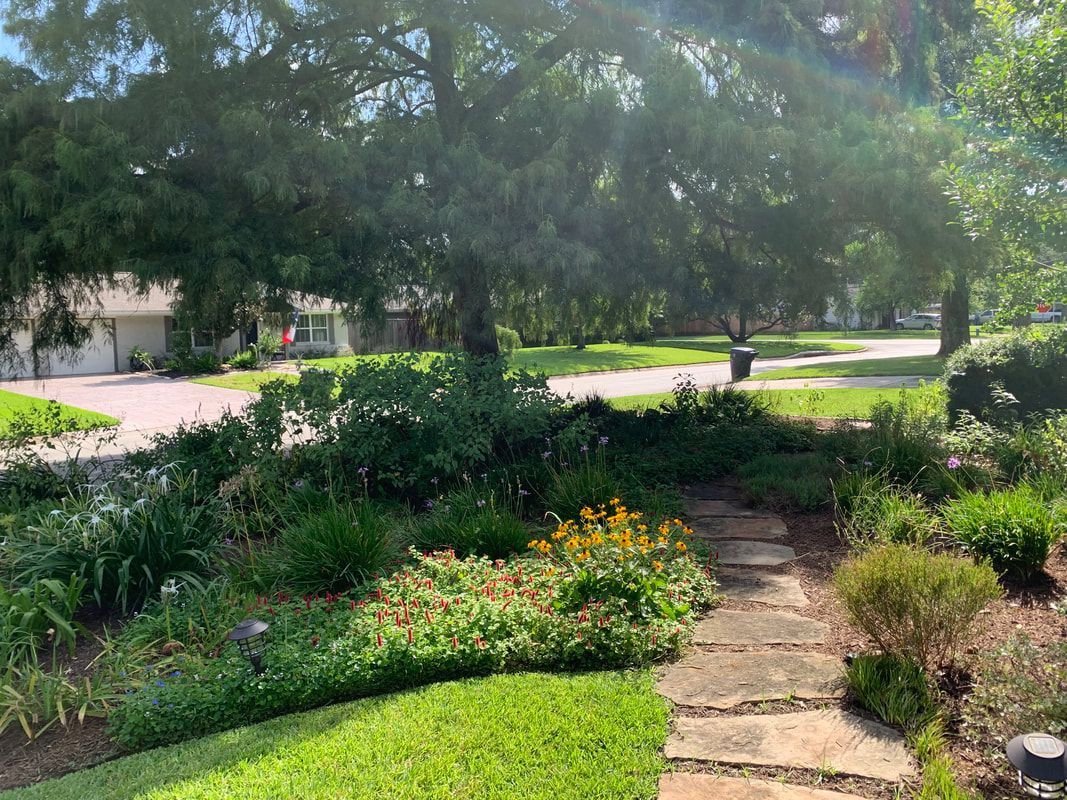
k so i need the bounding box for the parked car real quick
[1030,310,1063,323]
[972,309,998,325]
[894,313,941,330]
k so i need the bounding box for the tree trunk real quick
[575,325,586,350]
[938,271,971,357]
[455,261,499,356]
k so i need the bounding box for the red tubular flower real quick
[501,599,512,611]
[350,600,356,611]
[376,632,383,648]
[452,636,459,649]
[424,611,434,624]
[407,627,414,643]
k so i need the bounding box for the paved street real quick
[1,337,938,461]
[546,337,939,398]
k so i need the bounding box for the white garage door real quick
[1,326,35,380]
[39,320,117,377]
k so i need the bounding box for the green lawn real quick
[610,387,915,418]
[752,354,946,381]
[0,389,118,439]
[3,671,666,800]
[656,338,862,358]
[192,371,300,392]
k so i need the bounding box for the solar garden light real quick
[1007,733,1067,798]
[228,618,269,674]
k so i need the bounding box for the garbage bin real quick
[729,347,759,381]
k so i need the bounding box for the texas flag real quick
[281,309,300,344]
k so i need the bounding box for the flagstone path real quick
[656,484,914,799]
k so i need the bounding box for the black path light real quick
[1007,733,1067,798]
[228,618,270,674]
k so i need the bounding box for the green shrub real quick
[865,386,948,481]
[666,379,770,426]
[844,654,935,729]
[227,348,259,370]
[963,636,1066,746]
[264,500,399,595]
[495,325,522,355]
[737,452,836,511]
[4,468,225,612]
[108,540,718,750]
[945,327,1067,423]
[942,486,1065,582]
[834,472,936,547]
[834,544,1001,669]
[0,657,124,740]
[908,720,982,800]
[410,487,529,560]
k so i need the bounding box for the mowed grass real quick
[2,671,667,800]
[752,354,945,381]
[0,389,118,439]
[609,387,915,419]
[192,371,299,392]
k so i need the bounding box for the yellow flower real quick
[637,524,648,532]
[527,539,540,550]
[576,550,591,562]
[652,560,663,572]
[610,497,622,506]
[675,541,687,552]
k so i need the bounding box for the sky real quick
[0,31,22,62]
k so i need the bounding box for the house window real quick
[293,313,330,344]
[191,331,215,348]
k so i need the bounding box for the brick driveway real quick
[1,373,255,433]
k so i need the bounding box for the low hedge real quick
[945,327,1067,423]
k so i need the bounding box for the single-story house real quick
[3,277,419,379]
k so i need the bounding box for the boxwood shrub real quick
[945,327,1067,423]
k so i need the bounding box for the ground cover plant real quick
[737,452,835,511]
[2,670,667,800]
[0,393,118,440]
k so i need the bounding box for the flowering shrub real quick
[108,520,717,750]
[528,500,714,621]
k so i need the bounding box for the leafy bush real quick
[738,452,836,511]
[4,468,225,612]
[844,654,935,729]
[227,348,259,370]
[834,544,1001,669]
[0,576,83,668]
[665,378,770,426]
[527,501,714,620]
[942,486,1065,582]
[834,471,936,547]
[963,636,1066,746]
[495,325,522,355]
[108,531,718,750]
[1,400,111,440]
[411,486,529,560]
[945,327,1067,423]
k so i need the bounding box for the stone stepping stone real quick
[665,708,914,783]
[683,482,745,501]
[714,540,796,566]
[659,774,869,800]
[694,610,828,645]
[657,651,843,708]
[717,568,808,607]
[691,516,788,540]
[687,499,777,519]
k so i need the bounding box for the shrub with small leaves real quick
[834,544,1001,670]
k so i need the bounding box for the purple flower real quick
[152,698,159,706]
[476,499,487,507]
[155,679,165,687]
[863,460,873,468]
[170,670,182,678]
[542,451,552,460]
[431,477,439,486]
[580,444,589,453]
[518,489,530,497]
[598,436,609,446]
[947,457,962,470]
[292,480,305,490]
[357,466,369,476]
[224,537,235,547]
[424,499,434,509]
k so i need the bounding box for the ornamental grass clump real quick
[108,507,717,751]
[942,486,1065,582]
[834,544,1001,670]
